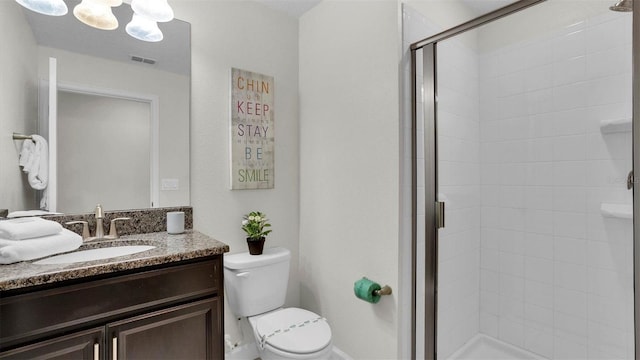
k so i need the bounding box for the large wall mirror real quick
[1,0,190,215]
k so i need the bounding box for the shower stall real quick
[407,0,636,358]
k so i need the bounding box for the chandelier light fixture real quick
[131,0,174,22]
[15,0,67,16]
[126,13,163,42]
[73,0,122,30]
[15,0,174,42]
[126,0,174,43]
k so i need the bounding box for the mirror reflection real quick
[1,0,191,215]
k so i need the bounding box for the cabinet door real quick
[0,327,104,360]
[107,298,222,360]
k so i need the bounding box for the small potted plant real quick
[241,211,272,255]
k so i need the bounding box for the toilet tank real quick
[223,247,290,317]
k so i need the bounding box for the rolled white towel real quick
[27,135,49,191]
[19,139,35,169]
[17,135,49,210]
[0,217,63,240]
[0,228,83,264]
[18,135,48,190]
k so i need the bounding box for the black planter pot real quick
[247,237,265,255]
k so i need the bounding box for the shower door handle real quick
[627,170,634,190]
[435,201,445,229]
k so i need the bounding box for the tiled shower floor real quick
[449,334,548,360]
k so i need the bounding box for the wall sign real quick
[230,68,275,189]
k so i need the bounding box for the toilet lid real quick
[256,308,332,354]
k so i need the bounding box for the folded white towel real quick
[0,217,63,240]
[7,210,63,219]
[0,228,82,264]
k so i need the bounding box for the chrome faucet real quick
[65,204,130,241]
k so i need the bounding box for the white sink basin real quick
[34,245,156,265]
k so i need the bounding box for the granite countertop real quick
[0,230,229,292]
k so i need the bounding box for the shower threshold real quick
[448,334,548,360]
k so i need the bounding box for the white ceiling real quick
[459,0,520,16]
[254,0,322,18]
[23,0,519,75]
[257,0,520,19]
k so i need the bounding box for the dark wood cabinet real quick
[108,298,221,360]
[0,256,224,360]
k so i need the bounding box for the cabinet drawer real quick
[0,257,221,350]
[0,327,104,360]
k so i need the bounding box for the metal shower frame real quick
[408,0,639,358]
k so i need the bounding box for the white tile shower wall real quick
[436,34,481,359]
[478,11,633,360]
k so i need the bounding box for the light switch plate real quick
[161,178,179,191]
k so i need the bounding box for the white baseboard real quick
[331,346,354,360]
[225,343,259,360]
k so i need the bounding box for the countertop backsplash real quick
[43,206,193,236]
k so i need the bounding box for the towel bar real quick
[12,133,33,140]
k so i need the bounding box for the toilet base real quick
[247,308,333,360]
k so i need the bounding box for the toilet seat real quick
[255,308,332,355]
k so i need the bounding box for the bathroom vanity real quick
[0,230,229,359]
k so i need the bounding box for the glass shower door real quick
[414,1,634,358]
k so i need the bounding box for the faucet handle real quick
[66,221,90,240]
[108,217,131,239]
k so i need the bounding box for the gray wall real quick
[57,92,150,213]
[171,0,300,347]
[0,2,39,212]
[299,2,401,358]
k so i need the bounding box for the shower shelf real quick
[600,118,631,134]
[600,203,632,219]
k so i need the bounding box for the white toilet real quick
[224,247,333,360]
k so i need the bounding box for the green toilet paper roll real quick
[354,277,382,303]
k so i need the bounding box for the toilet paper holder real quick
[374,285,392,296]
[354,277,393,304]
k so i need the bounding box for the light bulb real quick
[126,13,163,42]
[73,0,119,30]
[15,0,68,16]
[131,0,174,22]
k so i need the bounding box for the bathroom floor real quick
[226,345,352,360]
